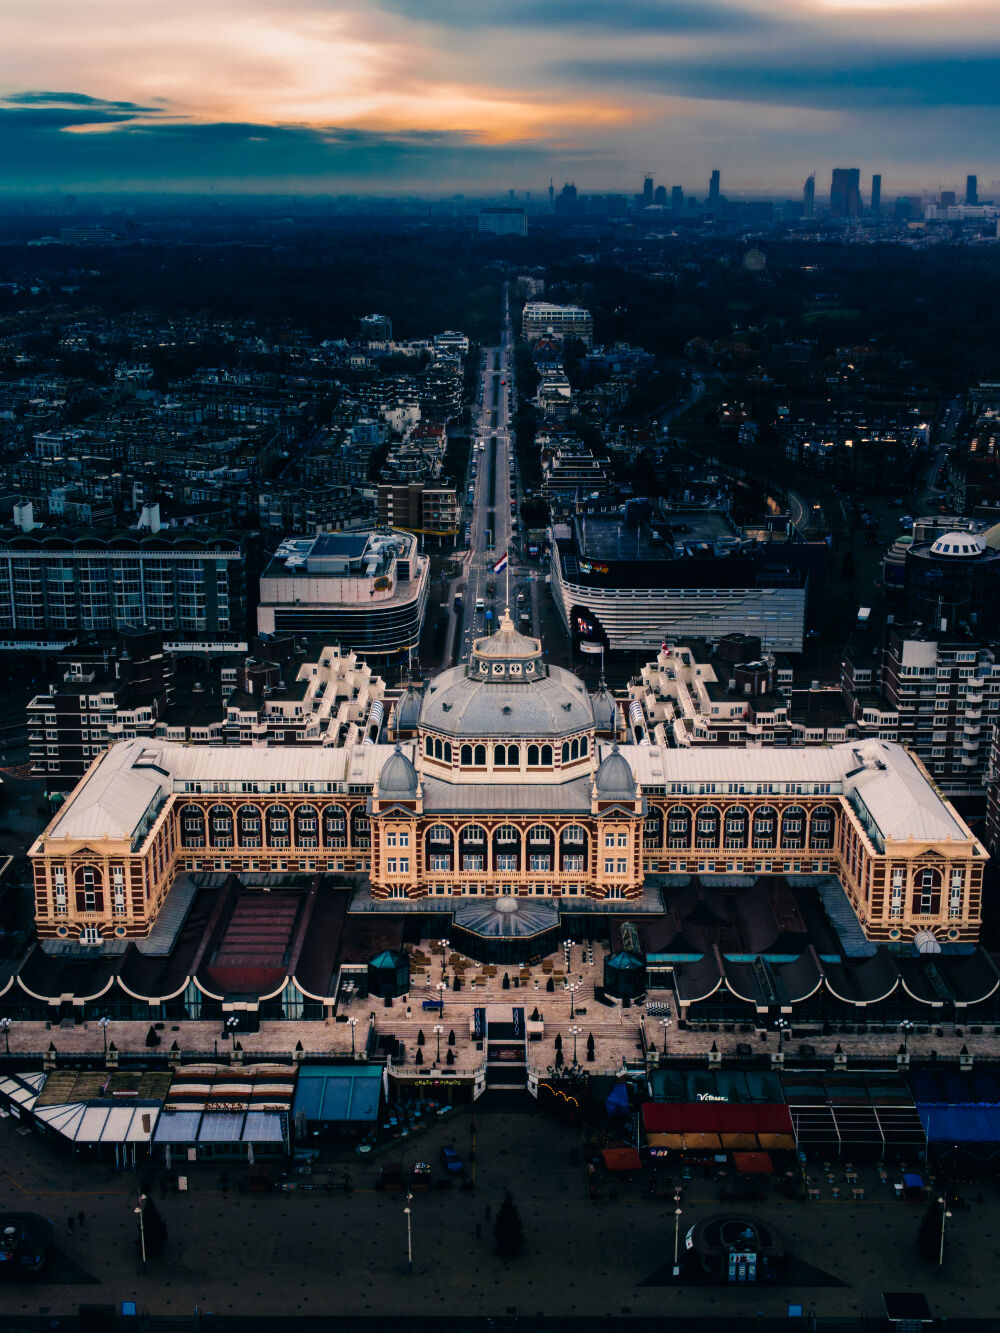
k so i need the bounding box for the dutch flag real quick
[493,551,508,574]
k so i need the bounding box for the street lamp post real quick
[569,1024,581,1065]
[660,1017,671,1054]
[439,938,449,973]
[436,980,447,1014]
[404,1191,413,1274]
[0,1017,11,1055]
[937,1196,952,1265]
[568,982,581,1019]
[673,1207,683,1277]
[899,1019,914,1054]
[98,1016,111,1056]
[348,1016,358,1058]
[775,1017,789,1051]
[134,1193,148,1274]
[225,1016,238,1051]
[433,1023,444,1065]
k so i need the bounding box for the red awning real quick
[601,1147,642,1172]
[642,1103,793,1136]
[732,1151,774,1175]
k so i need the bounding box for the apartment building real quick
[522,302,594,346]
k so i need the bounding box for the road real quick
[454,283,518,661]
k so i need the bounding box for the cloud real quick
[0,107,591,190]
[2,90,163,114]
[374,0,766,33]
[559,49,1000,111]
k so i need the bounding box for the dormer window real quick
[492,663,504,675]
[509,663,522,676]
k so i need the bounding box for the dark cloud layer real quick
[559,50,1000,111]
[0,104,581,188]
[3,90,163,114]
[376,0,763,33]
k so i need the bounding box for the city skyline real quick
[1,0,999,192]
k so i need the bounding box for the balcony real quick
[964,723,982,737]
[963,737,980,752]
[966,691,983,705]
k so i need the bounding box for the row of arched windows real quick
[430,737,575,767]
[422,823,589,873]
[178,803,370,850]
[642,804,837,853]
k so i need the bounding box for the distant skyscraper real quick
[967,175,979,206]
[709,169,720,207]
[671,185,684,212]
[548,177,554,209]
[653,184,667,205]
[803,173,815,220]
[830,168,861,219]
[870,174,881,218]
[642,174,654,206]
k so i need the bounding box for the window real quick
[399,858,409,873]
[463,854,484,871]
[617,858,627,874]
[605,833,615,848]
[496,853,517,871]
[529,854,551,871]
[386,832,397,847]
[604,858,614,874]
[386,857,397,873]
[617,833,628,847]
[399,832,409,847]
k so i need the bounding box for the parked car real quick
[439,1145,463,1175]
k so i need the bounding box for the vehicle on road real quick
[475,597,485,613]
[440,1146,463,1175]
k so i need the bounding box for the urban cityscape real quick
[4,2,1000,1329]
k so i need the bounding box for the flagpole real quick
[505,550,510,615]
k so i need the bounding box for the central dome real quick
[929,531,985,557]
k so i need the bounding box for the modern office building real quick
[0,529,247,648]
[903,529,1000,630]
[256,530,429,670]
[871,173,882,217]
[803,174,815,220]
[377,482,460,545]
[521,302,593,347]
[478,208,528,237]
[830,168,862,219]
[550,513,823,654]
[967,175,979,207]
[28,613,985,948]
[709,170,721,208]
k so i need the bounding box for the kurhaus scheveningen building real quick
[13,614,990,1025]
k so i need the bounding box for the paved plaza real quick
[1,1097,1000,1321]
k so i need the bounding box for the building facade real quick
[30,614,986,949]
[256,530,429,670]
[521,302,593,346]
[0,530,247,644]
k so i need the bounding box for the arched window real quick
[752,805,777,850]
[667,805,691,849]
[442,740,452,763]
[507,744,519,766]
[560,824,588,872]
[526,824,554,872]
[724,805,748,849]
[351,805,371,847]
[322,805,347,847]
[527,744,539,766]
[562,742,570,763]
[643,807,663,849]
[74,864,104,914]
[493,823,521,871]
[474,744,486,767]
[426,823,453,872]
[580,736,589,757]
[238,805,262,848]
[266,804,290,848]
[294,804,319,849]
[179,804,206,848]
[540,744,553,766]
[913,866,942,916]
[495,745,508,767]
[781,805,806,850]
[809,805,836,850]
[459,823,487,872]
[208,804,233,848]
[695,805,719,850]
[425,736,434,758]
[461,744,473,766]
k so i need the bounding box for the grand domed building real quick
[27,612,987,956]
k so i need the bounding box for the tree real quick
[493,1190,524,1259]
[415,1048,423,1066]
[554,1033,562,1051]
[417,1029,425,1046]
[448,1029,456,1046]
[586,1033,595,1062]
[139,1197,167,1260]
[446,1048,455,1066]
[546,977,555,993]
[145,1026,160,1048]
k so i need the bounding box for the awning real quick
[732,1151,773,1175]
[601,1147,642,1172]
[646,1132,685,1151]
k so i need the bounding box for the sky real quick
[1,0,999,195]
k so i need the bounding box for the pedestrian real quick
[66,1217,74,1233]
